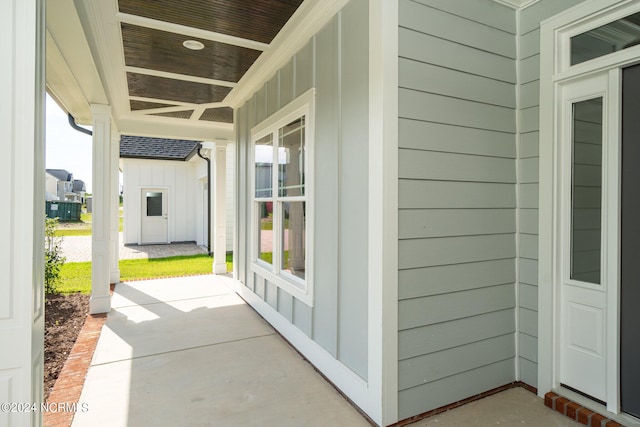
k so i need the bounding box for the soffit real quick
[113,0,302,133]
[50,0,321,141]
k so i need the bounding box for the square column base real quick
[89,295,111,314]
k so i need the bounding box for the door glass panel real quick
[571,11,640,65]
[571,98,603,284]
[278,117,305,197]
[255,134,273,198]
[146,192,163,217]
[281,201,305,280]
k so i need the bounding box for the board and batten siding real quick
[235,0,369,380]
[516,0,587,389]
[122,158,197,244]
[397,0,518,419]
[192,144,235,252]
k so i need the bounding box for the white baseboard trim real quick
[234,282,374,421]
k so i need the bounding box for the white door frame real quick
[139,187,169,244]
[539,0,640,417]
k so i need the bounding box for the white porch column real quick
[90,104,112,314]
[0,0,45,425]
[110,129,120,284]
[213,142,227,274]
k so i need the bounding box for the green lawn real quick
[57,253,233,294]
[55,210,123,237]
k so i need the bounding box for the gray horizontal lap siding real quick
[516,0,587,389]
[398,0,517,419]
[236,0,369,380]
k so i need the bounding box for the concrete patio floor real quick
[71,275,579,427]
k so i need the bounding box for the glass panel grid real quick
[570,97,603,285]
[281,201,305,281]
[278,117,305,197]
[255,133,274,198]
[257,201,274,265]
[571,11,640,66]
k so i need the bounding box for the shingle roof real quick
[72,180,86,192]
[46,169,73,181]
[120,135,200,161]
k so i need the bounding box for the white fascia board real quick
[116,117,234,142]
[46,0,108,121]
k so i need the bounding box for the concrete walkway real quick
[70,275,580,427]
[61,232,207,262]
[71,275,369,427]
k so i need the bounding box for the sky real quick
[45,94,93,192]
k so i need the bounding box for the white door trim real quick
[539,0,637,415]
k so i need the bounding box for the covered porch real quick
[56,275,576,427]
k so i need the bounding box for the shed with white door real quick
[120,135,234,251]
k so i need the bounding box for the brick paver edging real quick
[43,313,107,427]
[544,392,624,427]
[123,272,217,282]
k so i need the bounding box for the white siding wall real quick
[122,158,197,245]
[45,173,58,197]
[192,144,235,253]
[236,0,370,381]
[397,0,518,419]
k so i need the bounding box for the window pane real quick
[278,117,305,197]
[258,202,273,265]
[571,12,640,65]
[255,134,273,198]
[571,98,603,285]
[281,201,305,280]
[146,192,162,217]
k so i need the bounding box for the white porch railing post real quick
[213,142,227,274]
[110,128,120,284]
[90,104,113,314]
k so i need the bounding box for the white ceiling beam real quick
[117,116,233,141]
[128,96,194,107]
[118,13,270,52]
[128,96,228,112]
[125,66,237,88]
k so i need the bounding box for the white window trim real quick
[250,88,315,306]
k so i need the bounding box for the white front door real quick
[141,188,168,244]
[558,71,618,403]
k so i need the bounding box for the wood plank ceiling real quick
[118,0,304,125]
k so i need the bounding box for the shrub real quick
[45,217,66,294]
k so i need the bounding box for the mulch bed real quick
[44,293,89,401]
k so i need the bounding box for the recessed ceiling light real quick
[183,40,204,51]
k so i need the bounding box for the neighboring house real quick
[119,135,234,251]
[72,179,86,203]
[45,168,86,202]
[45,168,72,201]
[6,0,640,426]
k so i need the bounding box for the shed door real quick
[141,189,168,244]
